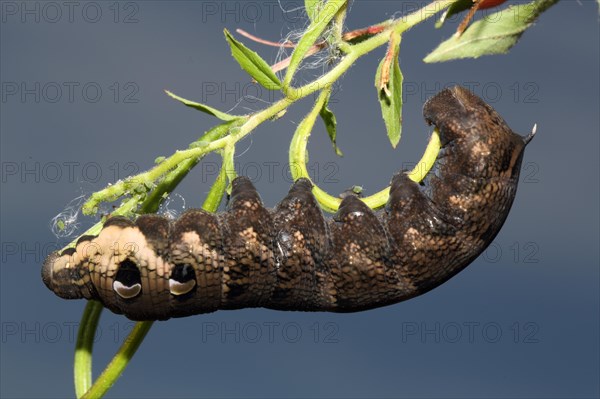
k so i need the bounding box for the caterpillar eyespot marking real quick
[42,86,534,321]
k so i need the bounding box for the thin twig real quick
[236,28,296,47]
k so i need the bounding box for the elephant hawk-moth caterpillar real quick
[42,86,534,321]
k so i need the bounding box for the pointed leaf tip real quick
[318,92,343,156]
[165,90,238,121]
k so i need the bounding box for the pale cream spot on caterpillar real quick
[113,280,142,299]
[448,195,468,212]
[169,279,196,295]
[404,227,424,251]
[242,200,259,210]
[240,227,257,240]
[168,263,197,296]
[472,141,490,157]
[180,231,201,252]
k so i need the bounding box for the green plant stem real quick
[332,1,351,53]
[138,158,198,214]
[63,195,144,253]
[74,301,103,398]
[80,321,154,399]
[223,144,238,191]
[291,88,441,212]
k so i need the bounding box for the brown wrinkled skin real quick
[42,87,532,321]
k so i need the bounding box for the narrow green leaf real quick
[165,90,238,121]
[305,0,323,22]
[223,29,281,90]
[375,34,403,148]
[284,0,348,88]
[425,0,560,63]
[318,92,342,156]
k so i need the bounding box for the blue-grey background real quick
[1,1,598,398]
